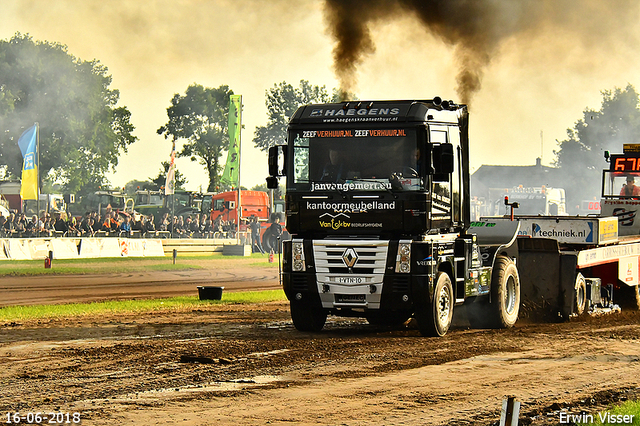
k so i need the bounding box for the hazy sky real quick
[1,0,639,191]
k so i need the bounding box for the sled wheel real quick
[574,273,587,315]
[415,272,454,337]
[290,302,327,332]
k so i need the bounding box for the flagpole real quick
[236,96,242,245]
[36,122,40,237]
[165,137,177,239]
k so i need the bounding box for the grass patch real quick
[0,289,287,322]
[0,252,278,277]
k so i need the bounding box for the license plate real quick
[336,276,364,284]
[336,294,366,303]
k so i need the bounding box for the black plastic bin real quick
[198,286,224,300]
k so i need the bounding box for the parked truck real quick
[473,186,567,219]
[266,99,640,337]
[0,181,22,213]
[210,190,286,251]
[134,189,201,220]
[0,180,69,215]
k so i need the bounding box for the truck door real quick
[430,127,454,228]
[448,126,464,225]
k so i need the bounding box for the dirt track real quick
[1,269,640,425]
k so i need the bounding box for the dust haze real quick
[3,0,328,190]
[324,0,640,105]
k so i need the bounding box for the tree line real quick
[0,34,340,198]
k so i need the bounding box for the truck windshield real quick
[289,128,423,192]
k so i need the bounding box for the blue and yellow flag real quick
[221,95,242,187]
[18,124,39,200]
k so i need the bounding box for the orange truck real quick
[210,190,271,222]
[209,190,286,251]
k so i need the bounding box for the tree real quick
[124,180,154,195]
[253,80,347,152]
[157,84,233,192]
[0,33,137,195]
[251,182,284,200]
[554,84,640,210]
[149,161,187,191]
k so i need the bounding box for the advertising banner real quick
[17,124,39,200]
[221,94,242,187]
[300,199,400,234]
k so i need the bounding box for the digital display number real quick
[611,155,640,171]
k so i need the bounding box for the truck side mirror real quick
[267,145,287,189]
[433,143,454,174]
[268,145,287,177]
[266,176,279,189]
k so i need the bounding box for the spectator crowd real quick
[0,208,242,240]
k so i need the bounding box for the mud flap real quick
[517,238,578,318]
[559,252,578,318]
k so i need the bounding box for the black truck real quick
[266,98,521,336]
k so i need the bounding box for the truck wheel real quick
[574,273,587,315]
[365,310,412,327]
[268,234,281,253]
[290,302,327,332]
[261,229,272,252]
[415,272,454,337]
[469,256,520,329]
[616,284,640,310]
[489,256,520,328]
[262,229,281,253]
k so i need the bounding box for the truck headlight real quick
[395,241,411,273]
[292,241,306,272]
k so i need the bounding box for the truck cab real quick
[600,145,640,235]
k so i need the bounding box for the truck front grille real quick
[313,240,388,274]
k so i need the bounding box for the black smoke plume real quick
[323,0,640,105]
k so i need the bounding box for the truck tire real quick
[261,229,273,252]
[490,256,520,328]
[262,229,281,254]
[415,272,454,337]
[365,310,412,327]
[290,302,327,332]
[468,256,520,329]
[616,284,640,311]
[574,273,587,315]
